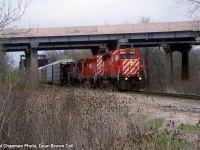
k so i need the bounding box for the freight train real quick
[39,48,145,91]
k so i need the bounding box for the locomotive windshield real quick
[120,54,127,59]
[120,54,134,59]
[128,55,134,59]
[120,51,135,59]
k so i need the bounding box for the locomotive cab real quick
[119,49,134,59]
[114,48,145,90]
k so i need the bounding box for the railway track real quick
[42,83,200,100]
[127,90,200,114]
[131,91,200,100]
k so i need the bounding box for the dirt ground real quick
[121,92,200,141]
[127,93,200,125]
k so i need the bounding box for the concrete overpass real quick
[0,21,199,88]
[1,21,199,52]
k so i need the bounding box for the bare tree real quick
[0,0,31,79]
[0,0,31,71]
[174,0,200,18]
[139,16,151,23]
[45,49,92,63]
[0,0,31,143]
[0,0,31,31]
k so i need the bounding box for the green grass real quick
[155,130,189,150]
[146,118,191,149]
[177,123,200,131]
[119,106,130,119]
[148,117,164,130]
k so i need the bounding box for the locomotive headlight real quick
[139,77,142,80]
[130,61,133,66]
[125,77,128,81]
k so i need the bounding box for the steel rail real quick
[132,91,200,100]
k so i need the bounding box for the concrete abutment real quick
[162,44,173,87]
[162,44,191,90]
[181,50,190,81]
[25,43,39,88]
[170,44,191,81]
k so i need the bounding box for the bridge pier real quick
[91,45,108,55]
[106,39,130,51]
[162,43,191,90]
[25,43,39,88]
[181,50,190,81]
[91,39,131,55]
[91,47,100,55]
[162,44,173,87]
[106,41,118,51]
[170,44,191,81]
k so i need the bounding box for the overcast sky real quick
[19,0,189,28]
[10,0,190,66]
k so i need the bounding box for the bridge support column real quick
[25,43,39,88]
[106,41,118,51]
[106,39,131,51]
[162,44,173,88]
[91,45,108,55]
[181,50,190,81]
[170,44,191,81]
[162,43,191,90]
[91,47,100,55]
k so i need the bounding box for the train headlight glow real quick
[139,77,142,80]
[125,77,128,80]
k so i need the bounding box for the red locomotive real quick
[79,48,145,90]
[39,48,145,91]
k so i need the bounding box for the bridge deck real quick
[0,21,199,52]
[0,21,197,38]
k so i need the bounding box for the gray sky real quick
[10,0,190,67]
[20,0,189,27]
